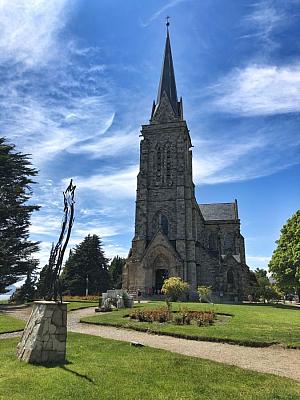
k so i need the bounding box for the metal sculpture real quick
[44,179,76,302]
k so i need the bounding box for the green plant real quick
[161,277,189,302]
[1,333,300,400]
[130,307,170,323]
[269,210,300,299]
[81,302,300,348]
[197,285,212,303]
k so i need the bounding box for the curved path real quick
[2,306,300,382]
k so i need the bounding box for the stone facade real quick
[17,301,67,364]
[123,29,251,301]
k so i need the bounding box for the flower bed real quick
[130,307,170,323]
[129,306,215,326]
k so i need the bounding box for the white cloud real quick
[70,165,138,199]
[0,1,117,166]
[0,0,71,67]
[141,0,186,27]
[104,243,129,259]
[67,128,138,158]
[240,0,284,50]
[193,136,266,184]
[247,255,271,270]
[0,61,115,166]
[212,64,300,116]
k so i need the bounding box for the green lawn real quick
[0,333,299,400]
[0,315,25,333]
[0,302,96,334]
[66,301,97,312]
[81,302,300,348]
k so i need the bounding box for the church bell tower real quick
[123,25,199,294]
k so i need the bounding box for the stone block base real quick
[17,301,67,364]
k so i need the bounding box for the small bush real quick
[161,277,189,302]
[129,307,215,326]
[63,295,99,302]
[130,307,170,323]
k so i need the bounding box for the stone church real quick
[122,28,251,301]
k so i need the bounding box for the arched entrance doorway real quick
[155,269,169,293]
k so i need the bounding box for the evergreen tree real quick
[109,256,126,289]
[0,137,40,294]
[269,210,300,298]
[61,234,110,295]
[35,263,51,299]
[11,260,38,303]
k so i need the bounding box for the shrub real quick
[174,314,183,325]
[129,307,216,326]
[190,311,215,326]
[129,307,170,323]
[63,295,99,302]
[197,286,212,303]
[161,277,189,302]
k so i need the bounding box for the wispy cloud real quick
[67,128,138,158]
[0,1,118,166]
[247,255,271,270]
[0,0,72,67]
[211,64,300,116]
[240,0,285,51]
[0,60,115,166]
[69,165,138,199]
[141,0,186,27]
[192,123,300,184]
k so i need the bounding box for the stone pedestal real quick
[17,301,67,364]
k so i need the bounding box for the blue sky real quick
[0,0,299,271]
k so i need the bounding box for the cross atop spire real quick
[166,16,170,28]
[155,23,179,116]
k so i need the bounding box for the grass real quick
[66,301,97,312]
[0,302,96,334]
[81,301,300,348]
[0,333,299,400]
[0,315,25,333]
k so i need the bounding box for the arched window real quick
[166,147,171,182]
[160,214,169,236]
[224,232,234,252]
[209,233,217,250]
[152,212,170,237]
[227,269,235,285]
[156,146,162,177]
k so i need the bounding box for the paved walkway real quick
[2,306,300,382]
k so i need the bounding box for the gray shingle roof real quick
[199,202,237,221]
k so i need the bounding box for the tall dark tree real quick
[109,256,126,289]
[10,260,38,303]
[35,263,51,299]
[61,234,110,295]
[0,137,40,294]
[269,210,300,298]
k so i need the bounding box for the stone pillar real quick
[17,301,67,364]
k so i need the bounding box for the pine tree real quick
[269,210,300,298]
[35,263,51,299]
[109,256,126,289]
[0,137,40,294]
[61,234,110,295]
[11,260,38,303]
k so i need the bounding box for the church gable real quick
[142,231,182,267]
[151,91,178,124]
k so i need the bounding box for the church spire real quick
[155,22,179,116]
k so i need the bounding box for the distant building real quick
[123,27,251,301]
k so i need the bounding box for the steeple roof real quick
[156,29,178,115]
